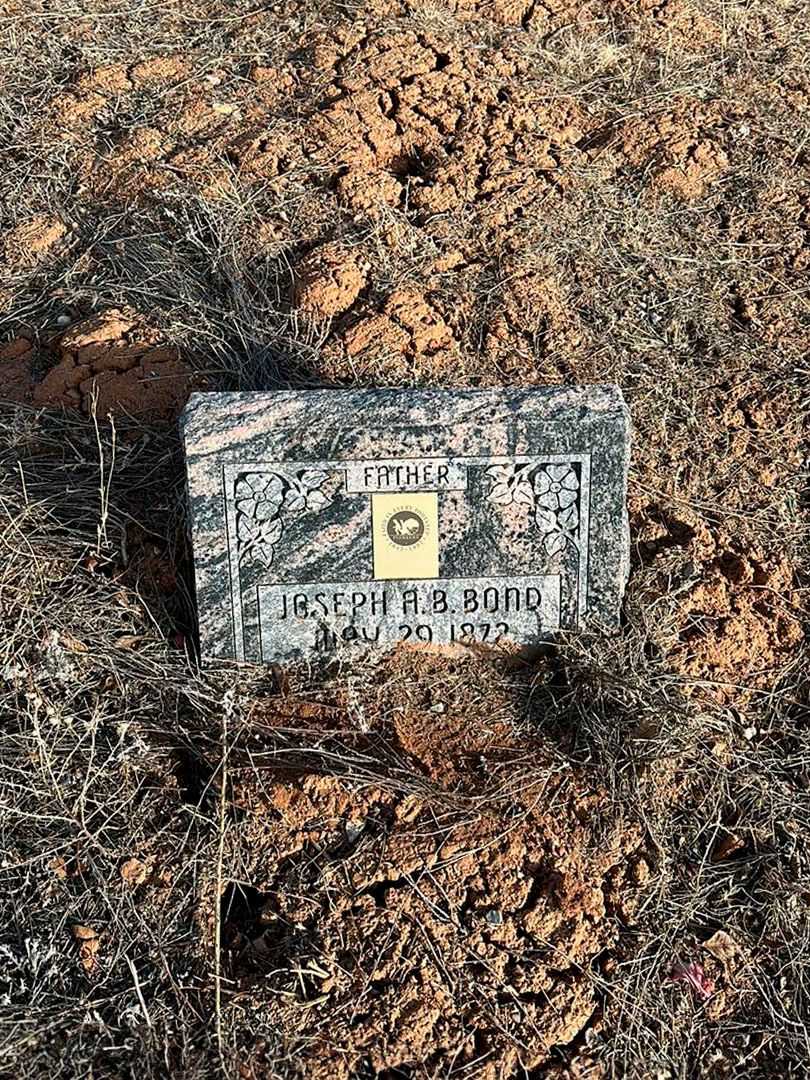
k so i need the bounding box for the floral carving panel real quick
[486,462,581,556]
[234,468,331,568]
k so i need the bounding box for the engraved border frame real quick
[222,452,592,661]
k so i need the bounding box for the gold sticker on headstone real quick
[372,492,439,580]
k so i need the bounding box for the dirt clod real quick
[2,214,68,268]
[10,308,199,422]
[71,925,101,974]
[120,858,149,886]
[0,337,35,403]
[292,242,367,319]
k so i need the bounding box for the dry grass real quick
[1,405,807,1076]
[1,0,809,1076]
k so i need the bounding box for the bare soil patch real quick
[2,309,198,421]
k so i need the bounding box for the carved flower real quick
[235,472,283,520]
[234,473,284,568]
[234,467,332,569]
[533,465,579,557]
[534,465,578,511]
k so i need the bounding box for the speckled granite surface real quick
[181,387,630,663]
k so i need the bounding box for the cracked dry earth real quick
[220,653,648,1079]
[1,309,199,422]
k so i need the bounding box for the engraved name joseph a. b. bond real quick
[258,576,561,658]
[223,453,591,661]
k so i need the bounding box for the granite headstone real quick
[182,387,630,663]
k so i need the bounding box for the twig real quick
[214,688,235,1068]
[89,384,116,557]
[126,955,153,1029]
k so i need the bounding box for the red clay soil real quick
[0,308,197,423]
[214,653,757,1076]
[223,651,651,1078]
[631,499,803,701]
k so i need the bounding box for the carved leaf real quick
[488,464,514,484]
[544,530,566,556]
[259,518,283,546]
[237,513,262,545]
[237,512,282,565]
[255,543,276,568]
[489,482,513,504]
[558,504,578,530]
[283,490,306,513]
[512,481,534,506]
[299,468,328,489]
[306,488,329,510]
[535,507,558,534]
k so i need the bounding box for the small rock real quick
[120,857,149,886]
[712,831,745,862]
[703,930,740,966]
[345,821,364,844]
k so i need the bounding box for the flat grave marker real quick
[182,387,630,663]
